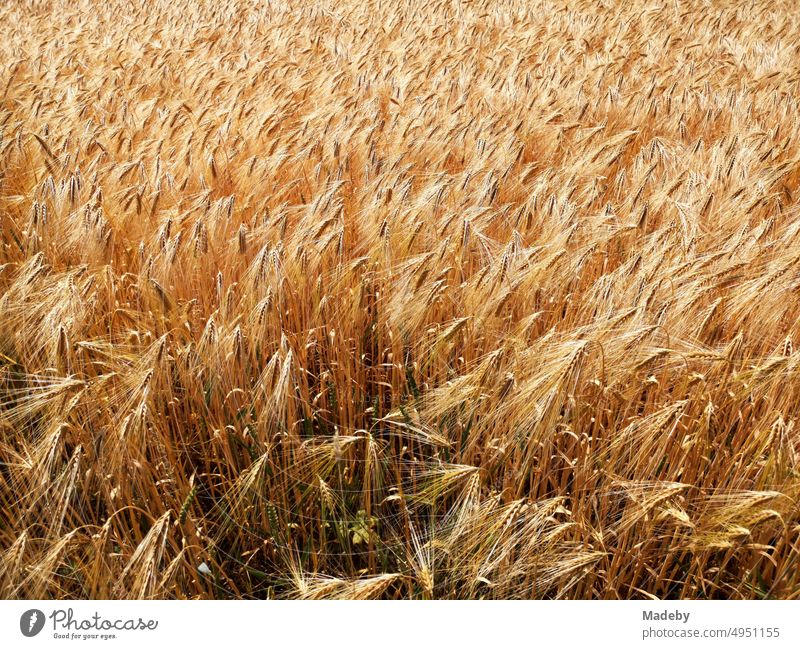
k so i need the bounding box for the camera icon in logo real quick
[20,609,45,637]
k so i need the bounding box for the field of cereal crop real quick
[1,0,800,599]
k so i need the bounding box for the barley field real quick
[1,0,799,600]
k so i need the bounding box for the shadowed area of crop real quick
[1,0,799,599]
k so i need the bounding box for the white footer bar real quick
[1,600,796,649]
